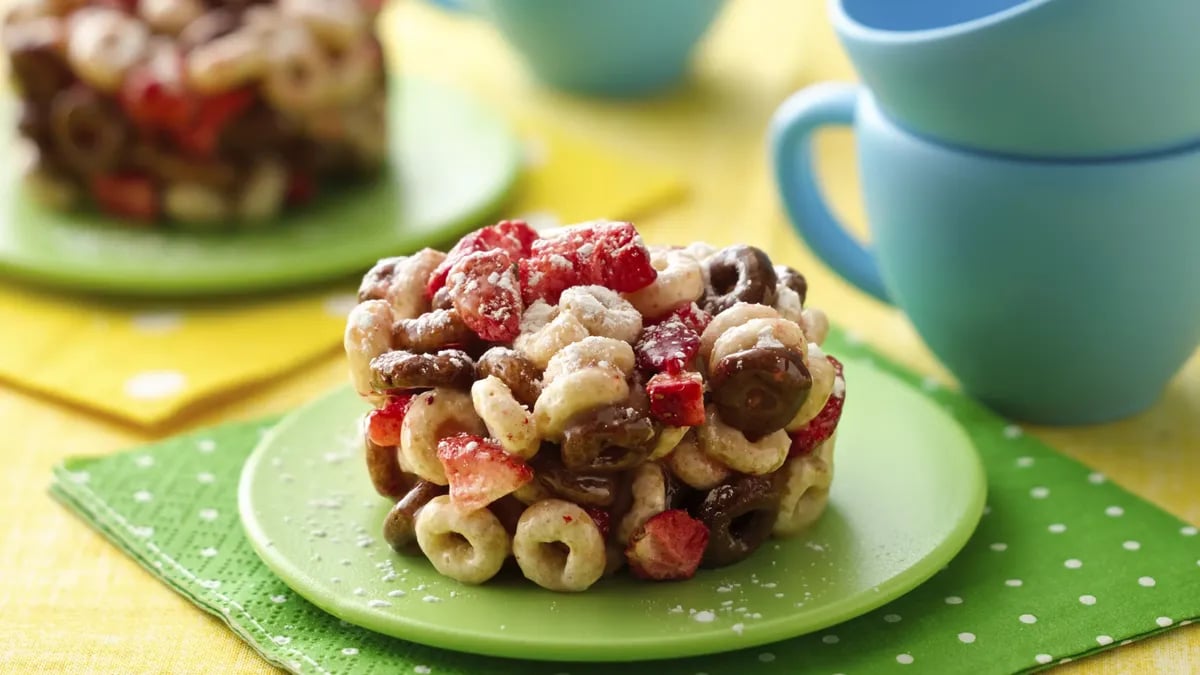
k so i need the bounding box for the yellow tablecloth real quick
[2,1,1197,672]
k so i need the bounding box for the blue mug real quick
[832,0,1200,158]
[771,83,1200,424]
[445,0,727,97]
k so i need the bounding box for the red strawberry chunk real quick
[365,394,416,447]
[625,509,709,581]
[584,507,611,540]
[174,88,255,157]
[90,173,159,222]
[600,229,656,292]
[520,222,657,301]
[437,433,533,511]
[788,356,846,457]
[518,252,579,305]
[646,371,706,427]
[446,249,523,342]
[635,320,701,374]
[426,220,539,298]
[655,302,712,334]
[119,58,194,133]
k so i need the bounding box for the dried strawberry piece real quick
[446,249,523,342]
[598,225,657,292]
[788,356,846,457]
[520,222,657,301]
[518,252,579,305]
[426,220,539,298]
[119,57,194,133]
[365,394,416,447]
[646,371,706,427]
[625,509,709,581]
[173,88,255,157]
[635,321,701,374]
[584,507,611,540]
[654,302,712,334]
[437,433,533,511]
[90,172,159,222]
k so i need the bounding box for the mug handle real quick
[770,82,890,304]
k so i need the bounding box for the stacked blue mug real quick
[771,0,1200,424]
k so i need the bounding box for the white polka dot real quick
[133,455,155,468]
[341,648,359,656]
[1088,472,1106,484]
[945,596,963,605]
[270,595,287,603]
[199,508,219,522]
[990,543,1008,552]
[414,667,432,675]
[1106,506,1125,517]
[272,636,291,645]
[199,579,220,589]
[821,634,839,644]
[199,547,218,558]
[197,439,216,453]
[1030,486,1050,499]
[1003,425,1023,439]
[1123,540,1141,551]
[1120,640,1133,646]
[883,614,901,623]
[131,311,184,334]
[1005,579,1023,587]
[983,505,992,516]
[1019,614,1037,624]
[124,371,186,400]
[1035,654,1053,665]
[197,472,215,484]
[1048,523,1067,534]
[130,526,154,538]
[1156,617,1173,627]
[1079,595,1096,605]
[896,654,914,665]
[1016,456,1034,468]
[758,653,776,663]
[958,632,976,644]
[1139,576,1156,587]
[1181,526,1198,536]
[322,293,359,318]
[1096,635,1114,646]
[133,490,153,503]
[1065,558,1083,569]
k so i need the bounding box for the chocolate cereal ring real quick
[393,308,477,354]
[363,422,411,499]
[382,480,445,552]
[532,452,618,507]
[701,245,778,315]
[774,265,807,306]
[695,474,782,567]
[476,347,543,408]
[560,405,656,473]
[369,349,474,392]
[710,346,812,438]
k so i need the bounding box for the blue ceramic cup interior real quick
[832,0,1200,158]
[459,0,727,97]
[770,82,1200,424]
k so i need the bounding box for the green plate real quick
[0,79,520,297]
[238,358,986,662]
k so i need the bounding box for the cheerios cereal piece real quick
[708,318,808,375]
[279,0,366,49]
[513,499,606,592]
[401,389,486,484]
[615,462,669,545]
[185,29,265,94]
[559,285,643,343]
[683,241,718,262]
[67,7,148,92]
[647,425,688,461]
[237,159,288,222]
[665,432,730,490]
[415,495,509,584]
[163,181,229,223]
[514,302,589,369]
[800,307,829,346]
[533,367,629,440]
[543,336,635,387]
[344,299,393,400]
[512,479,552,505]
[774,283,804,325]
[353,248,447,320]
[698,302,780,361]
[393,308,476,354]
[697,405,788,475]
[773,435,835,536]
[138,0,203,34]
[329,39,379,104]
[262,25,336,112]
[623,249,705,319]
[787,344,835,431]
[477,347,543,408]
[472,375,539,459]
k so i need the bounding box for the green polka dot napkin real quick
[51,331,1200,674]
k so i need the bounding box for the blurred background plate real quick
[0,78,521,297]
[238,357,987,662]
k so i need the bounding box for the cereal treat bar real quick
[345,220,847,592]
[3,0,385,225]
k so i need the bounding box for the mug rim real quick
[830,0,1056,44]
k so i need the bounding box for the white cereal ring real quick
[623,249,705,319]
[472,375,539,459]
[163,181,229,223]
[401,389,486,485]
[262,25,336,112]
[279,0,366,50]
[542,336,635,387]
[708,317,808,376]
[699,302,780,361]
[414,495,509,584]
[800,307,830,346]
[533,367,629,440]
[774,283,804,325]
[697,405,789,475]
[615,462,669,545]
[67,7,147,92]
[683,241,718,262]
[185,29,266,94]
[343,299,393,402]
[558,285,643,344]
[647,425,688,461]
[665,432,730,490]
[513,499,606,592]
[329,40,379,104]
[514,302,589,369]
[237,159,288,222]
[787,344,835,431]
[512,480,552,505]
[773,435,835,536]
[137,0,203,35]
[385,249,445,320]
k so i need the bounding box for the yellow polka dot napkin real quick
[0,124,685,427]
